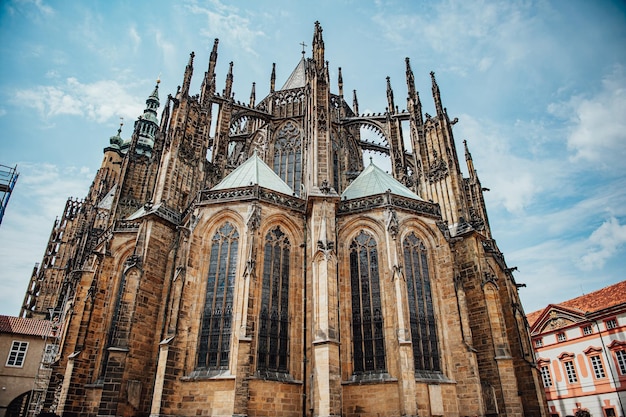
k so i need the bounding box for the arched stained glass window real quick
[350,230,386,373]
[273,122,302,195]
[257,226,290,372]
[403,232,440,372]
[197,222,239,369]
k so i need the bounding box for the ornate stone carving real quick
[319,179,331,194]
[427,150,449,183]
[391,264,404,281]
[469,208,485,231]
[246,202,261,231]
[316,201,335,260]
[125,254,142,269]
[385,207,399,239]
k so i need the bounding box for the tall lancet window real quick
[198,222,238,369]
[257,226,290,372]
[403,232,440,372]
[350,230,386,373]
[273,121,302,195]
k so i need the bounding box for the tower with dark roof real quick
[22,22,547,417]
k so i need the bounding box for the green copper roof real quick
[211,153,294,195]
[341,161,423,201]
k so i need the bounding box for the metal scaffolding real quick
[0,163,19,225]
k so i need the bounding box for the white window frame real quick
[557,332,566,342]
[606,319,617,330]
[564,360,578,383]
[535,339,543,348]
[540,365,553,387]
[6,340,29,367]
[615,350,626,374]
[582,325,593,335]
[590,355,606,379]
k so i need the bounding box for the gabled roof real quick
[211,153,294,195]
[341,161,423,201]
[527,280,626,331]
[280,56,306,90]
[97,184,117,209]
[0,315,54,337]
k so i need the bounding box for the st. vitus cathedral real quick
[21,22,547,417]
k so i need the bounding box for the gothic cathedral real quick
[21,22,548,417]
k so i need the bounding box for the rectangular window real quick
[557,333,566,342]
[535,339,543,348]
[606,319,617,330]
[6,341,28,367]
[541,365,553,387]
[564,360,578,383]
[616,350,626,374]
[582,325,593,335]
[591,355,606,378]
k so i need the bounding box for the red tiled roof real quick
[0,315,54,337]
[527,280,626,328]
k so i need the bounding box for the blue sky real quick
[0,0,625,316]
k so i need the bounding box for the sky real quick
[0,0,625,317]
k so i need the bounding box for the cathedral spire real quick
[353,90,359,115]
[464,139,475,175]
[181,52,194,97]
[224,61,234,98]
[249,82,256,107]
[270,63,276,93]
[312,21,325,71]
[134,79,161,156]
[386,76,396,115]
[415,91,424,125]
[201,39,219,106]
[431,71,444,117]
[338,67,344,99]
[405,57,416,100]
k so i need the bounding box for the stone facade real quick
[20,21,547,417]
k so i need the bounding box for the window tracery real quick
[403,232,440,372]
[350,230,386,373]
[273,122,302,195]
[257,226,290,373]
[197,222,239,369]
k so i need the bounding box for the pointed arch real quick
[350,230,386,373]
[197,221,239,369]
[257,226,291,372]
[273,121,302,194]
[403,232,440,372]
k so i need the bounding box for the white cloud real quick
[29,0,53,16]
[129,25,142,52]
[185,0,266,55]
[549,66,626,166]
[371,0,542,76]
[12,78,145,124]
[578,217,626,270]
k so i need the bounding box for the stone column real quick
[310,198,341,417]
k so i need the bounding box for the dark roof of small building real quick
[527,280,626,328]
[0,315,54,337]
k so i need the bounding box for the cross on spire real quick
[300,41,307,55]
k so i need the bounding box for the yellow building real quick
[20,22,547,417]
